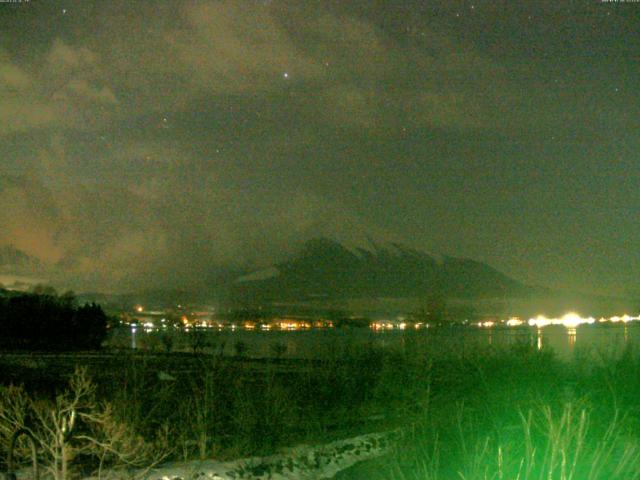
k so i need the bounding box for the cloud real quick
[0,41,117,137]
[3,0,635,295]
[0,62,31,89]
[169,2,322,92]
[67,1,399,117]
[0,134,401,292]
[55,78,117,105]
[2,2,621,140]
[0,2,525,136]
[0,4,512,290]
[0,169,401,292]
[46,39,117,106]
[0,175,64,264]
[47,38,97,73]
[0,56,57,134]
[0,169,168,291]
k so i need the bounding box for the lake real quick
[109,322,640,361]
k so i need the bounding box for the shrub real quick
[0,367,168,480]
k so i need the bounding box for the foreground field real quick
[2,337,640,479]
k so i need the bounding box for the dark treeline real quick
[0,288,107,350]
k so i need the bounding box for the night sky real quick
[0,0,638,295]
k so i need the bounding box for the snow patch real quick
[235,267,280,283]
[140,430,398,480]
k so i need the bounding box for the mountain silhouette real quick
[232,237,530,302]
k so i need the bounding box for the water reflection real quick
[111,322,640,361]
[567,327,576,349]
[625,324,629,342]
[537,328,543,351]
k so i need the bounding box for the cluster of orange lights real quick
[370,322,426,331]
[129,313,334,332]
[132,305,639,333]
[182,320,333,331]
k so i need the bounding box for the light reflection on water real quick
[537,328,543,351]
[110,323,640,360]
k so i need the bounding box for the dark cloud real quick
[0,1,638,294]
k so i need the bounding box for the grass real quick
[386,401,640,480]
[370,342,640,480]
[2,333,640,479]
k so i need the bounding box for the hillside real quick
[231,238,532,304]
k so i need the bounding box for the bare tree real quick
[0,367,169,480]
